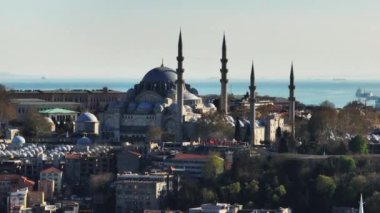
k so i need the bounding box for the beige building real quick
[10,98,79,122]
[38,179,54,201]
[27,191,45,209]
[8,87,126,111]
[114,172,170,213]
[40,167,62,193]
[261,113,286,142]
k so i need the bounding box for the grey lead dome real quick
[141,66,177,83]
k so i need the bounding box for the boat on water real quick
[356,88,373,98]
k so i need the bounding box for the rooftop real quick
[171,153,209,161]
[41,167,62,174]
[40,108,77,114]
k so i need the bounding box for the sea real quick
[1,79,380,108]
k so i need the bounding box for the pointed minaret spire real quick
[161,58,164,67]
[288,62,296,141]
[220,33,229,116]
[222,33,227,59]
[249,61,257,145]
[176,30,184,143]
[290,62,294,86]
[359,193,364,213]
[178,30,183,58]
[250,61,255,86]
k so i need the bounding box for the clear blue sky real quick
[0,0,379,80]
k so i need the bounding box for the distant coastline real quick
[2,79,379,108]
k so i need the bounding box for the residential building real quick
[27,191,45,209]
[8,87,126,111]
[0,175,35,211]
[114,172,171,213]
[38,179,54,201]
[10,98,79,122]
[9,188,28,213]
[40,167,63,193]
[163,153,219,178]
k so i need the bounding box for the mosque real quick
[99,32,296,144]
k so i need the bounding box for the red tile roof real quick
[65,153,81,159]
[41,167,62,174]
[171,153,209,161]
[0,174,35,187]
[128,151,142,157]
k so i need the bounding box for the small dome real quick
[136,102,153,113]
[142,66,177,83]
[77,112,98,123]
[128,102,137,113]
[76,136,92,146]
[44,117,54,124]
[205,102,216,109]
[184,91,200,101]
[12,136,26,147]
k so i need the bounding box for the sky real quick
[0,0,380,81]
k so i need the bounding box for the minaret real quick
[359,193,364,213]
[175,31,184,143]
[249,61,256,145]
[288,62,296,140]
[220,34,228,115]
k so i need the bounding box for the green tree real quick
[336,156,356,173]
[316,175,336,198]
[202,154,224,181]
[221,182,241,202]
[366,191,380,213]
[349,135,368,154]
[201,188,217,203]
[350,175,367,195]
[242,179,260,203]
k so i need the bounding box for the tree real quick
[366,191,380,213]
[308,105,338,142]
[336,156,356,173]
[242,179,260,203]
[315,175,336,198]
[221,182,241,202]
[234,117,242,141]
[202,154,224,181]
[349,135,368,154]
[22,109,51,137]
[201,188,217,203]
[147,126,162,142]
[278,132,289,153]
[193,112,234,140]
[0,84,16,125]
[243,123,251,142]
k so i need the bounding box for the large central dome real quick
[142,66,177,83]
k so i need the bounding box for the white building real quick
[189,203,242,213]
[9,187,28,212]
